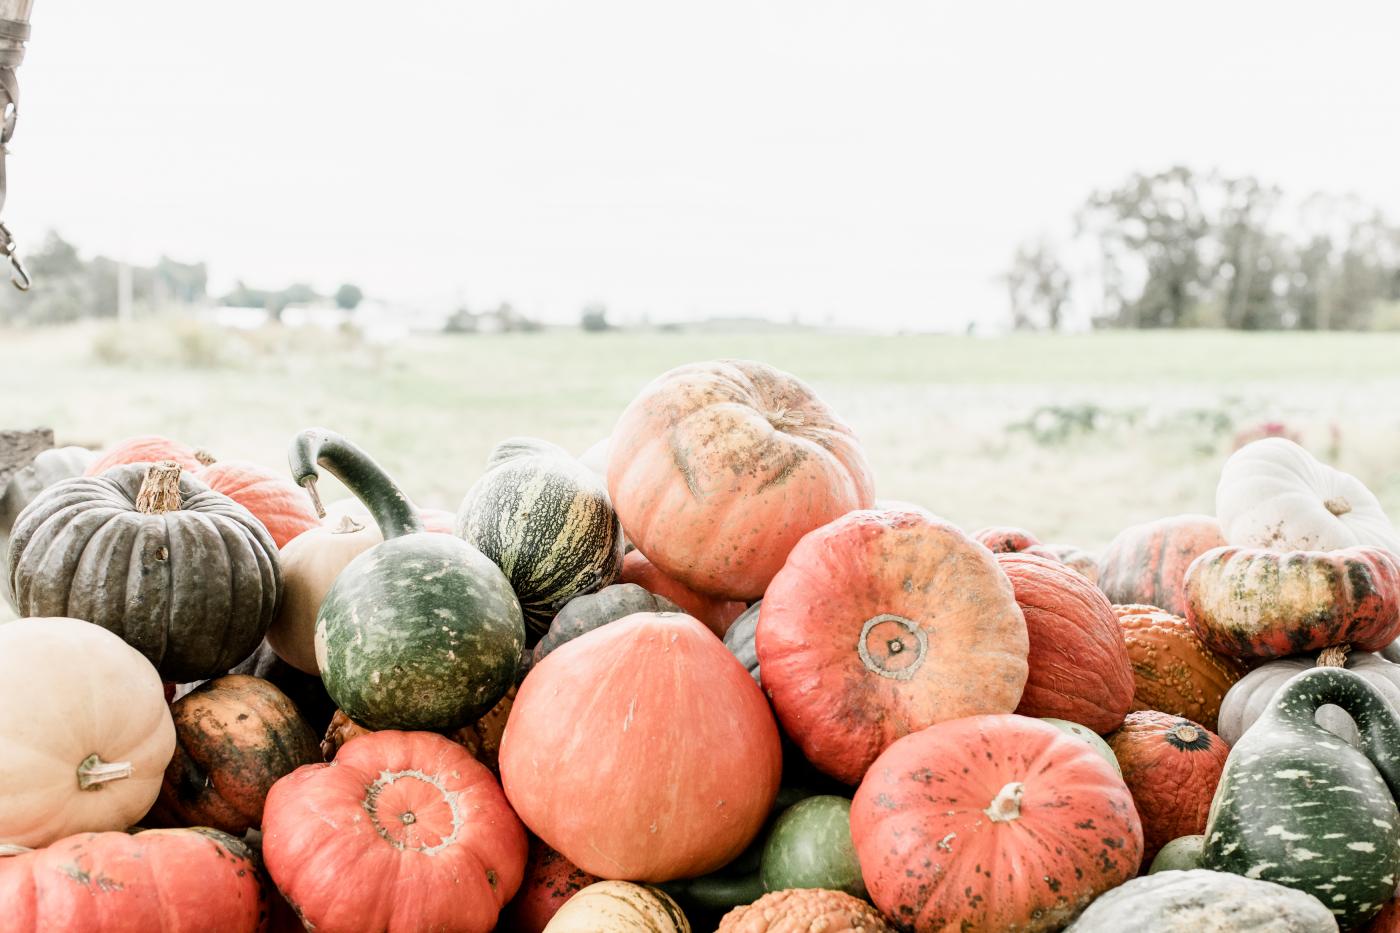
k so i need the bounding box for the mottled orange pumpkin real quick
[1115,604,1246,732]
[321,686,515,773]
[1098,514,1227,616]
[84,434,212,476]
[199,460,320,548]
[1366,897,1400,932]
[619,550,746,638]
[973,525,1041,553]
[502,837,601,933]
[719,889,894,932]
[1107,711,1229,863]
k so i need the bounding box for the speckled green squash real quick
[722,601,761,684]
[1202,667,1400,928]
[760,795,865,898]
[1148,835,1204,873]
[292,429,524,732]
[1065,869,1337,932]
[456,437,624,640]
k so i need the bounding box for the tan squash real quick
[543,881,691,932]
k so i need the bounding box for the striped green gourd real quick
[455,438,623,639]
[1201,666,1400,928]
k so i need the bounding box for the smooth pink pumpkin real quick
[200,460,320,548]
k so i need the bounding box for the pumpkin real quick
[1107,711,1229,863]
[1216,437,1400,555]
[293,429,524,730]
[262,729,527,933]
[503,837,601,933]
[1115,603,1246,732]
[1147,834,1204,873]
[1044,544,1100,583]
[724,601,762,683]
[719,889,893,932]
[7,461,281,681]
[1063,869,1338,932]
[1041,717,1121,775]
[973,525,1041,552]
[533,583,680,665]
[544,881,691,933]
[1368,899,1400,933]
[607,359,875,600]
[84,433,213,475]
[1219,649,1400,746]
[758,509,1029,783]
[501,612,782,881]
[456,437,624,638]
[0,827,266,932]
[1097,514,1227,616]
[620,549,747,637]
[1202,667,1400,929]
[324,495,456,533]
[0,617,176,847]
[578,436,611,479]
[227,638,339,737]
[0,445,94,554]
[147,674,319,835]
[199,459,320,548]
[997,552,1133,733]
[851,714,1142,931]
[1185,545,1400,660]
[321,686,515,772]
[761,796,865,898]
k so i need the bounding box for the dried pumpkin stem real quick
[193,448,217,466]
[77,754,134,790]
[1317,645,1350,668]
[134,460,182,514]
[984,781,1024,823]
[302,476,327,519]
[1323,497,1352,516]
[331,514,365,535]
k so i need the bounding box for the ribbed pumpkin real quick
[501,612,782,881]
[7,461,281,681]
[199,459,320,548]
[263,730,527,933]
[1098,514,1227,616]
[851,714,1142,931]
[321,687,515,773]
[0,827,266,933]
[0,445,94,560]
[620,550,747,637]
[84,434,212,475]
[719,889,893,932]
[1185,545,1400,660]
[1217,649,1400,746]
[1116,603,1246,732]
[544,881,691,933]
[503,837,601,933]
[973,525,1042,553]
[758,510,1029,783]
[148,674,320,835]
[533,583,680,665]
[456,437,624,639]
[1064,869,1340,933]
[607,359,875,601]
[997,552,1133,734]
[1107,711,1229,863]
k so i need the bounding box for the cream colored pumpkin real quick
[1216,438,1400,555]
[1217,651,1400,747]
[0,617,175,847]
[266,514,381,674]
[544,881,691,933]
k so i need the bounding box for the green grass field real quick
[4,321,1399,555]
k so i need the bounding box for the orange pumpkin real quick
[607,360,875,601]
[84,434,212,476]
[1115,604,1246,732]
[1098,514,1227,616]
[1367,898,1400,932]
[1107,711,1229,863]
[973,525,1041,553]
[619,550,746,637]
[719,889,894,932]
[503,837,601,933]
[997,553,1134,734]
[758,510,1028,784]
[852,714,1142,931]
[500,612,782,881]
[199,460,320,548]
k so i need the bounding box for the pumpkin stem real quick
[193,448,217,466]
[77,754,134,790]
[984,781,1024,823]
[303,476,327,519]
[766,408,806,431]
[1317,644,1350,668]
[134,461,182,514]
[331,514,365,535]
[1324,496,1352,516]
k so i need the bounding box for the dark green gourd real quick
[291,429,524,732]
[1202,666,1400,928]
[723,601,761,684]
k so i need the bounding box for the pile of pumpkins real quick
[2,357,1400,932]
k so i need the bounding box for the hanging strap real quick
[0,16,29,290]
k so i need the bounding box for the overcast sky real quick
[10,2,1400,329]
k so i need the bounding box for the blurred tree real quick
[1003,239,1071,330]
[334,283,364,310]
[580,303,611,332]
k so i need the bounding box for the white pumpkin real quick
[1215,437,1400,555]
[544,881,690,933]
[0,617,176,847]
[1217,651,1400,747]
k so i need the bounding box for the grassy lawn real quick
[3,321,1398,557]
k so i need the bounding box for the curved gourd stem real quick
[77,754,133,790]
[288,429,423,540]
[1264,667,1400,798]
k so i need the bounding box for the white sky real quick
[10,2,1400,330]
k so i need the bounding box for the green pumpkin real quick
[1064,869,1337,932]
[455,437,623,640]
[533,583,679,665]
[1040,718,1121,776]
[1148,835,1204,874]
[1202,667,1400,929]
[723,601,761,684]
[760,795,865,898]
[294,429,524,732]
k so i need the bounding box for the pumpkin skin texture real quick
[1063,869,1338,933]
[0,617,176,847]
[503,837,602,933]
[0,445,94,559]
[1202,667,1400,929]
[620,549,747,637]
[758,509,1029,784]
[262,729,527,933]
[321,686,515,773]
[199,459,320,548]
[148,674,320,835]
[760,796,865,898]
[1184,545,1400,660]
[533,582,680,665]
[84,434,211,475]
[1041,717,1121,775]
[997,552,1133,734]
[1218,651,1400,747]
[0,827,267,933]
[544,881,691,933]
[607,359,875,601]
[724,601,762,684]
[501,612,783,882]
[1097,514,1227,616]
[1146,835,1204,873]
[850,714,1143,933]
[1043,544,1100,583]
[456,437,625,639]
[1107,711,1229,864]
[1115,604,1246,732]
[719,888,894,932]
[1216,437,1400,556]
[7,462,281,682]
